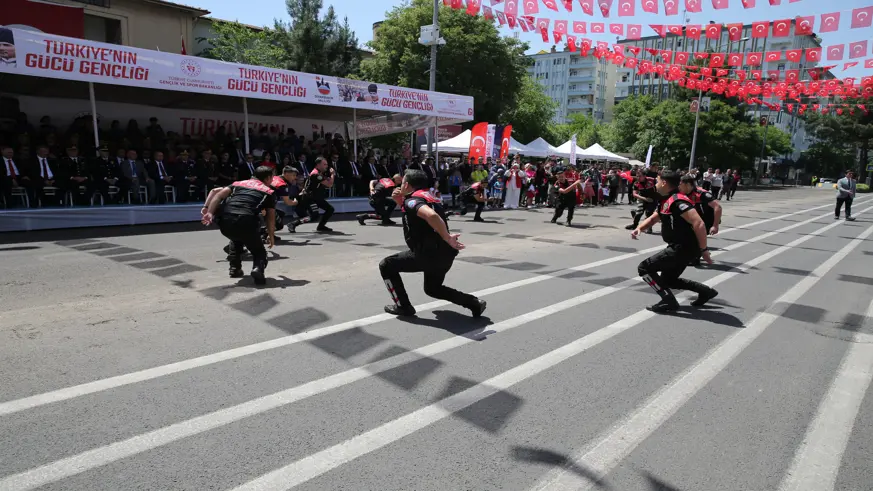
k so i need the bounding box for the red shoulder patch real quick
[379,178,396,188]
[270,176,286,188]
[411,189,441,203]
[232,179,275,195]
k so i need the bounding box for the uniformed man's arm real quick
[206,187,232,215]
[631,210,660,239]
[707,197,722,235]
[416,205,464,251]
[264,208,276,248]
[203,186,228,214]
[679,205,712,263]
[369,180,377,194]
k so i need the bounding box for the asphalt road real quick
[1,187,872,491]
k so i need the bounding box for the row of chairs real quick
[1,185,210,209]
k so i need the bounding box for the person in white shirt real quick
[710,169,724,199]
[702,168,713,191]
[836,170,857,221]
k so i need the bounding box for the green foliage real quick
[802,100,873,176]
[274,0,360,76]
[197,21,287,67]
[503,77,558,143]
[361,0,530,125]
[857,183,870,193]
[602,95,656,153]
[549,113,601,148]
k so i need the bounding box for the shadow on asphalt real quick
[401,309,496,341]
[511,446,609,489]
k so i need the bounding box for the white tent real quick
[419,129,471,153]
[581,143,629,163]
[523,137,560,158]
[550,139,585,159]
[506,136,531,156]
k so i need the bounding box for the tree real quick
[197,21,287,68]
[602,95,656,153]
[361,0,530,125]
[549,113,602,148]
[274,0,361,76]
[803,101,873,177]
[630,99,695,167]
[502,76,558,143]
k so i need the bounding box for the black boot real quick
[251,261,267,285]
[357,214,367,226]
[691,287,718,307]
[469,299,487,319]
[385,304,417,316]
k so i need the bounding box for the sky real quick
[196,0,872,77]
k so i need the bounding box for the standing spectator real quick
[729,169,740,199]
[710,169,723,200]
[608,169,620,204]
[504,163,523,209]
[836,170,856,221]
[702,168,713,191]
[721,169,733,201]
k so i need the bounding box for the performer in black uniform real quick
[379,170,486,318]
[202,166,276,285]
[680,174,723,267]
[626,171,659,231]
[357,174,402,226]
[457,178,488,222]
[298,157,335,232]
[633,170,718,313]
[550,166,583,227]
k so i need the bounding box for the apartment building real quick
[527,45,615,124]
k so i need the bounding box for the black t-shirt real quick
[372,178,396,201]
[223,179,277,217]
[304,169,328,198]
[402,190,455,256]
[461,181,485,198]
[658,191,698,247]
[634,178,660,201]
[692,187,715,227]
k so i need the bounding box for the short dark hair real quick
[659,169,681,188]
[282,166,298,175]
[254,166,274,181]
[404,169,430,190]
[680,174,697,186]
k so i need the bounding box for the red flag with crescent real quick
[469,122,490,160]
[499,125,513,159]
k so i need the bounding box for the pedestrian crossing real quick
[1,191,872,491]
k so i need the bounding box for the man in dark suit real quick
[146,150,179,204]
[230,139,246,166]
[119,149,154,204]
[61,145,95,206]
[388,157,408,177]
[362,156,382,182]
[237,153,257,181]
[293,152,310,176]
[411,156,438,187]
[2,145,28,208]
[377,156,390,179]
[29,144,63,206]
[340,158,364,197]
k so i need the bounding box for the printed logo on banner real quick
[180,59,201,78]
[313,76,334,104]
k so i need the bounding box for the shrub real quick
[857,183,870,193]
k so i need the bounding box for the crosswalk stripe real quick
[776,298,873,491]
[220,208,872,491]
[0,199,846,418]
[533,212,873,491]
[0,201,848,491]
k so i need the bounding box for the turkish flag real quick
[660,50,673,62]
[820,13,840,33]
[536,17,550,34]
[600,0,613,16]
[573,21,587,33]
[626,58,638,69]
[711,0,727,9]
[580,39,592,51]
[768,0,780,4]
[579,0,594,15]
[663,0,679,15]
[649,24,666,37]
[554,20,568,33]
[642,0,658,13]
[694,52,709,60]
[483,6,494,19]
[827,44,845,61]
[467,0,482,14]
[451,0,463,7]
[852,7,873,29]
[866,59,873,69]
[750,70,762,80]
[590,22,605,33]
[747,52,763,65]
[627,25,642,39]
[561,0,573,10]
[767,70,780,82]
[553,31,563,43]
[741,0,754,7]
[794,16,813,36]
[806,47,821,62]
[567,35,577,51]
[468,122,489,160]
[844,62,859,70]
[726,23,743,41]
[496,11,506,25]
[523,0,538,14]
[443,0,451,6]
[751,21,769,38]
[490,0,502,4]
[668,25,683,36]
[710,53,725,67]
[610,23,624,35]
[705,24,721,39]
[771,19,790,37]
[850,41,868,59]
[727,53,742,66]
[785,49,801,62]
[685,25,701,39]
[675,51,689,64]
[504,0,518,14]
[542,0,560,11]
[618,0,635,16]
[685,0,701,13]
[765,51,781,62]
[541,28,549,42]
[614,44,625,55]
[517,16,529,31]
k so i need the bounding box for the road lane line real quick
[776,297,873,491]
[533,215,873,491]
[212,209,872,491]
[0,199,846,418]
[0,203,858,491]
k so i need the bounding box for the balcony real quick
[568,100,594,109]
[567,87,593,96]
[569,73,595,83]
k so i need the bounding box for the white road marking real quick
[0,203,857,491]
[776,297,873,491]
[218,208,873,491]
[533,214,873,491]
[0,200,844,418]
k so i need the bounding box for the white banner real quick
[485,124,496,160]
[0,27,474,121]
[645,144,653,168]
[349,114,462,139]
[569,134,577,165]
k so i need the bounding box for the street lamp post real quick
[427,0,439,158]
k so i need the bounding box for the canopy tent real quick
[0,26,474,155]
[417,131,530,156]
[523,137,560,158]
[582,143,630,163]
[550,139,579,159]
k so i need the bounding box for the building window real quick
[84,14,122,44]
[778,63,785,71]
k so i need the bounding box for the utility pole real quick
[427,0,440,157]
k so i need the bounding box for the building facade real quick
[527,45,614,124]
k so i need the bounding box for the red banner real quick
[4,0,84,39]
[499,125,513,159]
[468,122,489,160]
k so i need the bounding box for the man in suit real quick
[412,156,438,188]
[294,152,311,176]
[146,150,179,204]
[237,153,257,181]
[389,156,408,177]
[377,156,390,179]
[230,139,246,166]
[119,149,154,204]
[29,144,63,206]
[340,158,365,196]
[362,156,382,182]
[61,145,95,206]
[2,145,28,208]
[176,149,205,202]
[836,170,857,221]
